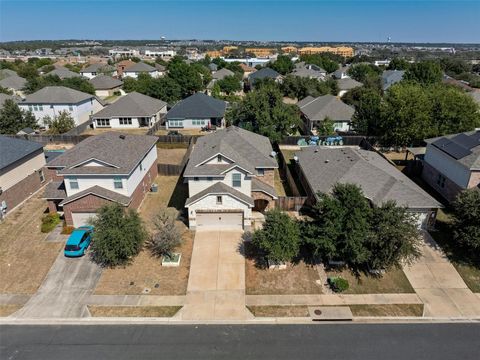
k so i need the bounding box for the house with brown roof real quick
[44,132,158,227]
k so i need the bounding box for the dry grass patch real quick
[245,244,322,295]
[156,148,187,165]
[156,129,204,136]
[325,268,415,294]
[82,128,149,136]
[349,304,424,317]
[0,305,22,317]
[88,305,181,317]
[0,193,63,294]
[248,305,309,317]
[274,169,287,197]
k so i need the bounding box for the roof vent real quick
[270,151,277,157]
[314,149,319,153]
[119,135,126,140]
[325,159,329,163]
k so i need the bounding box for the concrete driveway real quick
[14,249,102,319]
[180,230,252,320]
[403,232,480,317]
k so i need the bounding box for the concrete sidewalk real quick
[403,232,480,317]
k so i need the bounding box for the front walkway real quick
[179,230,253,320]
[403,232,480,317]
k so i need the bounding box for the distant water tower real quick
[387,36,391,43]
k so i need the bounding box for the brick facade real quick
[44,167,63,182]
[127,160,158,210]
[252,191,275,211]
[468,170,480,189]
[0,170,44,215]
[422,161,464,203]
[256,169,275,188]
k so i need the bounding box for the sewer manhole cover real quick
[314,310,322,316]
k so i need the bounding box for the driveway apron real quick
[180,230,252,320]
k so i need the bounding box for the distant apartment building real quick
[108,49,140,58]
[281,46,298,54]
[245,48,277,58]
[298,46,354,58]
[144,49,176,58]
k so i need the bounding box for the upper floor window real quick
[114,177,123,189]
[68,105,73,112]
[217,155,222,163]
[257,169,264,176]
[216,196,222,204]
[38,169,45,183]
[69,178,79,190]
[232,173,241,188]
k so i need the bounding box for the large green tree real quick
[405,60,442,85]
[23,74,95,95]
[387,58,411,71]
[452,189,480,252]
[0,99,37,134]
[347,63,382,83]
[299,54,340,73]
[217,75,242,95]
[90,203,147,267]
[280,75,337,99]
[167,59,203,97]
[270,55,294,75]
[43,110,75,134]
[347,87,383,136]
[226,84,301,142]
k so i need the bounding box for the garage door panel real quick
[196,212,243,230]
[72,212,97,228]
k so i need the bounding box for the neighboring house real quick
[166,93,227,129]
[297,94,354,133]
[332,66,350,79]
[422,131,480,203]
[89,75,123,97]
[292,62,327,80]
[44,132,158,227]
[184,126,278,230]
[207,68,238,95]
[45,67,81,79]
[247,67,282,88]
[80,63,115,79]
[296,146,442,229]
[122,62,161,79]
[116,60,136,77]
[382,70,405,91]
[155,64,167,76]
[17,127,36,135]
[337,78,363,97]
[92,92,167,129]
[239,63,256,79]
[208,63,218,72]
[0,75,27,96]
[0,136,47,215]
[18,86,104,127]
[0,69,18,79]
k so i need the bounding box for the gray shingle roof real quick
[92,92,166,118]
[212,68,234,80]
[184,126,278,177]
[0,75,27,90]
[468,91,480,105]
[44,181,66,200]
[297,147,442,209]
[185,182,254,207]
[59,185,130,206]
[248,67,280,82]
[166,93,226,120]
[47,132,158,175]
[298,94,354,121]
[81,63,115,73]
[89,75,123,90]
[45,67,81,79]
[124,62,156,73]
[0,136,43,171]
[382,70,405,90]
[251,178,277,198]
[21,86,94,104]
[0,69,18,79]
[425,131,480,170]
[0,93,14,109]
[337,78,363,91]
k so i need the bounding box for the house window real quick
[114,177,123,189]
[207,177,212,181]
[38,169,45,183]
[216,196,222,204]
[169,120,183,128]
[194,177,199,181]
[140,162,143,171]
[33,105,38,111]
[68,105,73,112]
[69,178,79,190]
[232,173,241,187]
[38,105,43,111]
[436,174,446,188]
[119,117,132,125]
[217,155,222,163]
[257,168,264,176]
[28,105,33,111]
[96,119,110,127]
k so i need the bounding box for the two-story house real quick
[422,131,480,202]
[18,86,104,127]
[122,62,161,79]
[80,63,115,79]
[184,126,278,230]
[44,132,158,227]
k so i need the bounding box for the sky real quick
[0,0,479,43]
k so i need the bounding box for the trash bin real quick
[151,183,158,192]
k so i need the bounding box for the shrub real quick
[61,224,75,235]
[328,277,349,293]
[41,213,60,233]
[147,207,182,259]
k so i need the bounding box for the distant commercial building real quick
[245,48,277,58]
[108,49,140,58]
[144,49,176,58]
[298,46,354,58]
[281,46,298,54]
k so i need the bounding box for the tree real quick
[299,54,339,73]
[167,59,203,97]
[90,203,147,267]
[387,58,411,71]
[226,84,301,142]
[366,201,421,270]
[23,74,95,95]
[316,116,335,136]
[347,63,382,83]
[216,75,242,95]
[405,60,442,85]
[147,207,182,258]
[452,189,480,252]
[43,110,75,134]
[0,99,37,134]
[252,209,300,263]
[280,75,336,99]
[270,55,294,75]
[348,87,383,136]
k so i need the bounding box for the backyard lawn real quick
[82,127,150,136]
[157,147,187,165]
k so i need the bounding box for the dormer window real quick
[217,155,222,163]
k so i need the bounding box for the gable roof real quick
[248,67,280,82]
[59,185,130,206]
[92,92,166,118]
[89,75,123,90]
[0,135,43,171]
[0,93,14,109]
[0,69,18,79]
[425,130,480,170]
[123,62,156,73]
[47,132,158,175]
[297,147,441,209]
[337,78,363,91]
[212,68,235,80]
[21,86,94,104]
[81,63,114,73]
[184,126,278,177]
[298,94,354,121]
[382,70,405,90]
[166,93,226,120]
[0,75,26,90]
[45,67,81,79]
[251,178,277,198]
[291,67,326,79]
[185,182,254,207]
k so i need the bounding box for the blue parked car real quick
[64,225,94,257]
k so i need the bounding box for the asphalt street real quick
[1,323,479,359]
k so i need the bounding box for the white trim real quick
[220,164,253,175]
[186,191,254,208]
[60,191,130,206]
[70,157,120,169]
[196,152,236,167]
[251,189,278,200]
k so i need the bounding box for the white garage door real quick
[71,212,97,228]
[196,212,243,230]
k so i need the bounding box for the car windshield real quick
[65,245,80,251]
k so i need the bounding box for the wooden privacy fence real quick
[3,134,90,145]
[279,135,370,146]
[275,196,309,211]
[157,135,202,144]
[157,137,195,176]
